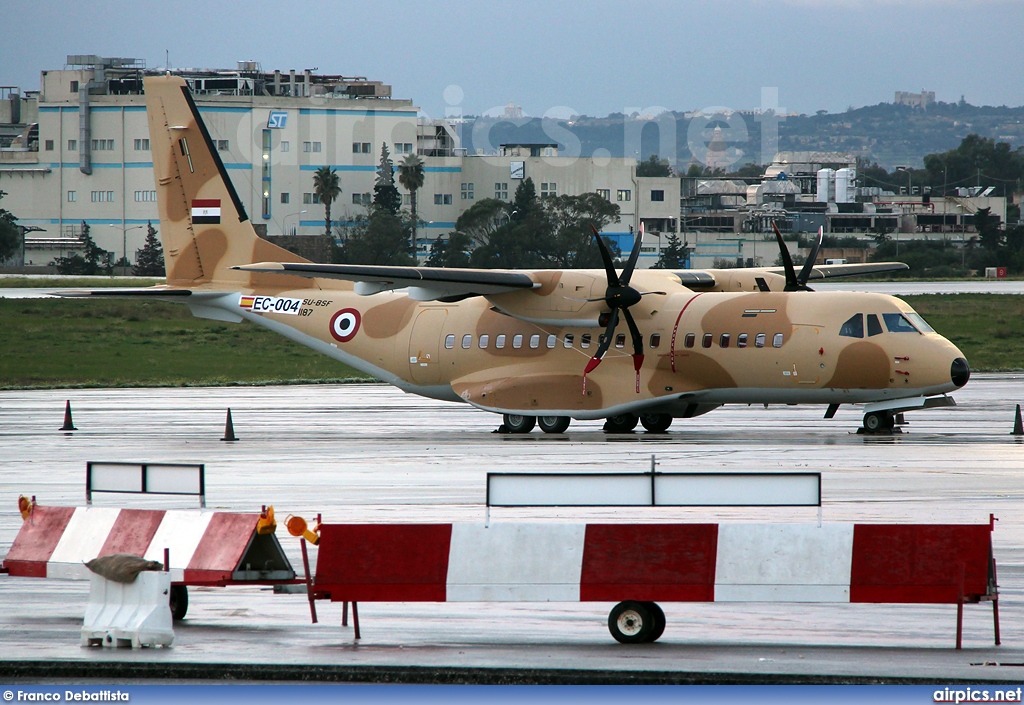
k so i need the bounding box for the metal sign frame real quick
[85,461,206,507]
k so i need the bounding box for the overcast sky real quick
[3,0,1023,118]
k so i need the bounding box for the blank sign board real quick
[487,472,820,507]
[86,462,205,505]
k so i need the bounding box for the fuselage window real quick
[772,333,784,348]
[754,333,766,348]
[720,333,730,348]
[496,334,506,349]
[513,334,524,349]
[840,314,864,338]
[479,334,489,349]
[702,333,713,348]
[884,312,919,334]
[684,333,695,348]
[564,334,574,348]
[615,333,626,348]
[581,333,591,349]
[546,334,557,349]
[529,334,540,349]
[737,333,748,348]
[462,334,472,349]
[444,334,455,349]
[867,314,883,337]
[650,333,661,348]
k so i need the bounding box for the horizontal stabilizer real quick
[767,262,910,280]
[233,262,537,301]
[55,287,195,299]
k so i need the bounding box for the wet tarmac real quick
[2,377,1024,683]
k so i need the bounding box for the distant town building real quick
[894,90,936,109]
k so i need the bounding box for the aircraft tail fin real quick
[144,75,310,287]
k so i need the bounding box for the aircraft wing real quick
[233,262,537,301]
[767,261,909,281]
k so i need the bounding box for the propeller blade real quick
[796,226,824,289]
[638,291,667,297]
[590,224,619,289]
[620,222,644,286]
[583,308,619,375]
[622,308,645,393]
[772,220,799,291]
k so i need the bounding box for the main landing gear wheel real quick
[603,414,639,433]
[503,414,536,434]
[538,416,571,434]
[639,413,672,433]
[169,584,188,621]
[608,600,663,644]
[862,411,894,433]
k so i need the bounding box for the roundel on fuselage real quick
[330,308,361,343]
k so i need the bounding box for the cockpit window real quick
[840,314,864,338]
[867,314,883,337]
[904,312,935,333]
[883,313,919,334]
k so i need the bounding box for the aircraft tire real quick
[640,413,672,433]
[538,416,571,434]
[608,600,656,644]
[169,584,188,621]
[503,414,536,433]
[603,414,639,433]
[862,411,893,433]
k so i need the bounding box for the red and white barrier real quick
[3,505,293,586]
[313,521,994,605]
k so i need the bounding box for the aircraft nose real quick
[951,357,970,388]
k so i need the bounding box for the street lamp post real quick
[283,210,307,236]
[108,224,145,276]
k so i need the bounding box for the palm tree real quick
[397,153,425,247]
[312,166,341,237]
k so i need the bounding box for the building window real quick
[312,142,322,153]
[134,190,156,202]
[353,142,371,154]
[596,189,610,200]
[90,191,115,203]
[44,139,54,151]
[280,192,290,204]
[540,182,557,197]
[494,182,508,200]
[461,183,474,200]
[134,138,150,151]
[280,141,290,153]
[434,194,453,205]
[651,190,665,202]
[617,189,631,202]
[304,193,321,204]
[67,191,76,202]
[70,80,79,93]
[91,139,114,151]
[395,142,413,154]
[67,139,77,151]
[352,193,371,206]
[303,142,312,153]
[215,140,228,151]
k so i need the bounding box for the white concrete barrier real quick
[81,571,174,648]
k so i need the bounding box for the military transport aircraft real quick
[66,75,971,434]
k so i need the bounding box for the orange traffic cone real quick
[221,408,238,442]
[60,400,77,431]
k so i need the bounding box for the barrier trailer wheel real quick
[169,584,189,620]
[608,600,656,644]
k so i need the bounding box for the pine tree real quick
[373,143,402,215]
[132,221,165,276]
[55,221,111,274]
[652,232,691,269]
[0,189,20,262]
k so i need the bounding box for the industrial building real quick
[0,56,678,268]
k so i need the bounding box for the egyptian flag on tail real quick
[191,199,221,225]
